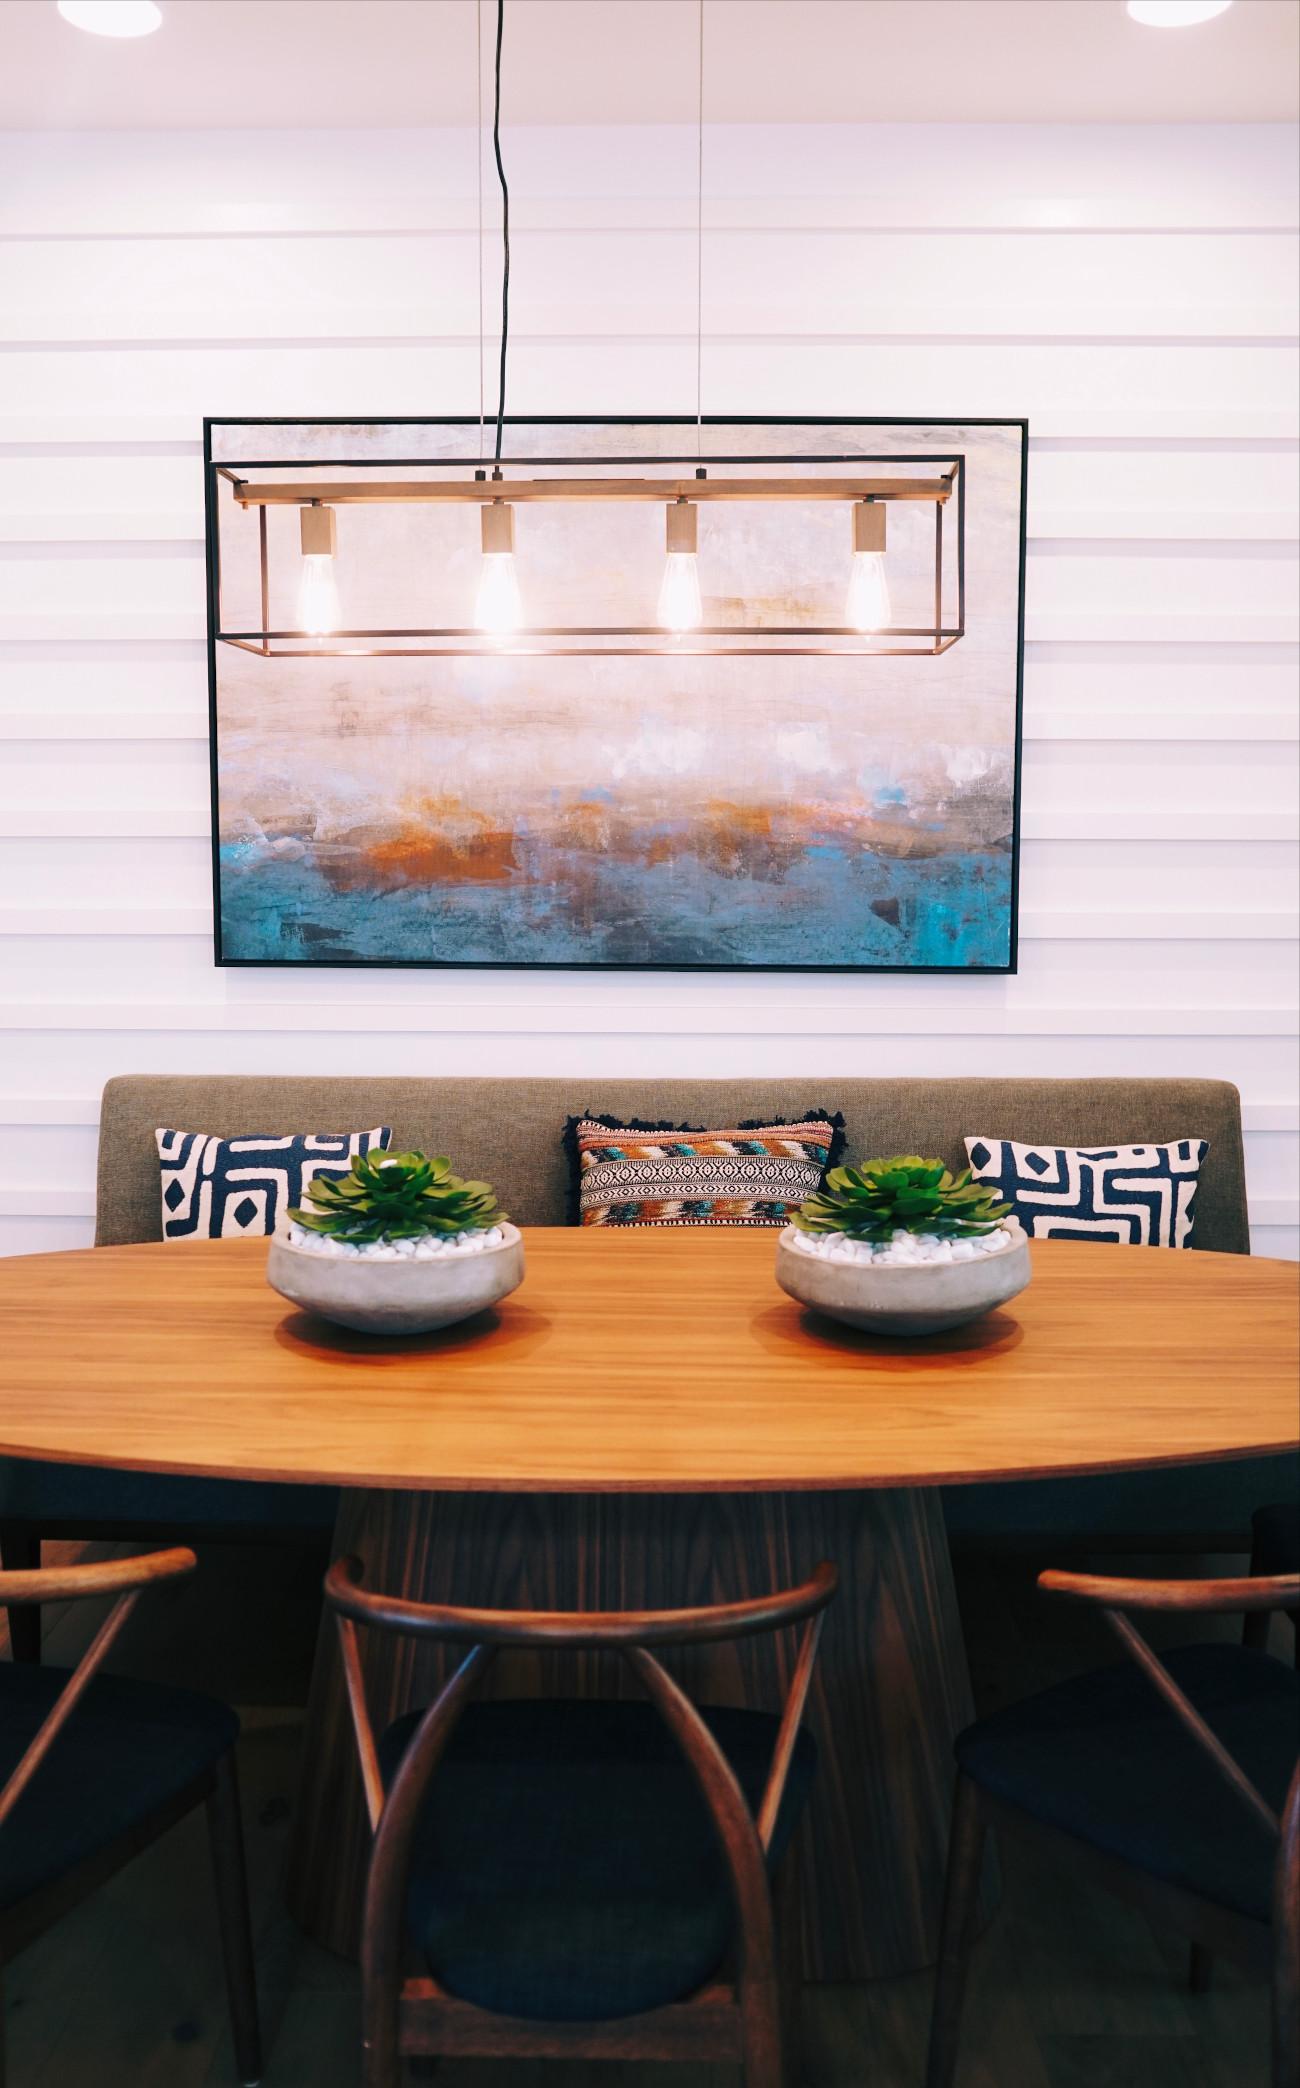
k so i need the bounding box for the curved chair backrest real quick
[0,1548,197,1832]
[1039,1569,1300,1841]
[324,1553,838,2041]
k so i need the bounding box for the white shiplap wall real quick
[0,122,1296,1257]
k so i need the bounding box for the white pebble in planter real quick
[776,1222,1030,1337]
[268,1220,525,1336]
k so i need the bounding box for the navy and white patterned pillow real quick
[155,1127,391,1240]
[964,1137,1208,1249]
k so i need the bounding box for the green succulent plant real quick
[288,1150,505,1245]
[793,1156,1010,1243]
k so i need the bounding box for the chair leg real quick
[740,1973,786,2088]
[205,1753,263,2087]
[1189,1941,1213,1994]
[775,1854,805,2087]
[0,1526,41,1665]
[926,1774,988,2088]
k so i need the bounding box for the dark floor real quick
[2,1538,1284,2087]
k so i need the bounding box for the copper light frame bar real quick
[212,454,965,659]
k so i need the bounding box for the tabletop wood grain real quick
[0,1231,1293,1492]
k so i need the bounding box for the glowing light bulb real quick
[57,1,163,35]
[658,499,702,633]
[846,500,891,634]
[846,553,892,635]
[475,501,523,636]
[297,555,340,636]
[296,505,339,636]
[658,552,703,633]
[475,553,523,635]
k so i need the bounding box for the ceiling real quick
[2,0,1297,128]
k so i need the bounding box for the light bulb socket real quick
[299,503,337,557]
[481,500,515,555]
[665,498,697,554]
[853,500,886,556]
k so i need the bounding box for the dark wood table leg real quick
[284,1485,985,1980]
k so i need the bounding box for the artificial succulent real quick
[289,1150,505,1245]
[793,1156,1010,1243]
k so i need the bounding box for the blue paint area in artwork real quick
[219,841,1012,969]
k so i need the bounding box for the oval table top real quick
[0,1230,1294,1493]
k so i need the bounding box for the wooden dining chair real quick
[925,1567,1300,2088]
[324,1553,839,2088]
[1244,1503,1300,1663]
[0,1547,262,2085]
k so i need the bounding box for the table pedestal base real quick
[285,1485,982,1980]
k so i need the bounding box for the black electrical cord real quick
[492,0,509,466]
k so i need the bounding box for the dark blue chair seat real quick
[0,1664,239,1910]
[0,1457,336,1533]
[1253,1501,1300,1578]
[378,1696,816,2023]
[956,1642,1299,1923]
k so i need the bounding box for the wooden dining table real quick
[0,1228,1295,1982]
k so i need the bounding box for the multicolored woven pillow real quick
[564,1113,845,1228]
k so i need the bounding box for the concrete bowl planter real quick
[775,1226,1031,1338]
[267,1222,525,1336]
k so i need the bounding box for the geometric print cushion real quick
[154,1126,391,1241]
[964,1136,1208,1249]
[564,1112,845,1228]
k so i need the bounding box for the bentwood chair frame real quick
[926,1569,1300,2088]
[325,1554,839,2088]
[0,1548,262,2086]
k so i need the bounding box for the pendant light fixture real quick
[654,0,707,636]
[475,496,523,634]
[472,0,523,637]
[846,500,892,635]
[658,497,703,632]
[211,4,968,660]
[296,502,339,636]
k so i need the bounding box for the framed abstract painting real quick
[205,416,1026,972]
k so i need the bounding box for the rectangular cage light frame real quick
[209,446,966,660]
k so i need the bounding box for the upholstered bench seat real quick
[955,1642,1298,1922]
[378,1696,816,2022]
[0,1664,239,1910]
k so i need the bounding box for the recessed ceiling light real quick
[1126,1,1232,25]
[56,1,163,36]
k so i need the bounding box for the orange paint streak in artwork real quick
[322,796,518,892]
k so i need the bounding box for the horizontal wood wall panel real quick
[0,116,1293,1258]
[3,837,1291,913]
[0,1032,1290,1104]
[0,126,1293,235]
[3,907,1296,945]
[2,935,1293,1006]
[2,345,1296,424]
[2,1001,1294,1038]
[5,409,1298,444]
[3,229,1294,339]
[5,802,1295,844]
[1,544,1295,628]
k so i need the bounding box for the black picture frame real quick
[204,414,1028,976]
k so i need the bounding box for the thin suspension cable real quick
[695,0,704,456]
[491,0,510,466]
[476,0,485,458]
